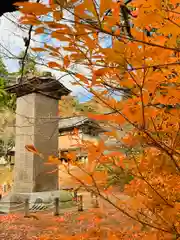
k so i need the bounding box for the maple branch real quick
[168,10,180,15]
[92,0,101,29]
[99,194,174,234]
[106,29,180,53]
[19,0,40,84]
[66,168,173,234]
[66,7,180,53]
[133,155,174,208]
[110,191,165,227]
[102,82,135,97]
[125,60,141,88]
[129,61,180,71]
[171,124,180,151]
[143,131,180,173]
[71,75,179,174]
[140,87,145,129]
[141,35,148,128]
[150,117,161,139]
[90,88,180,173]
[138,202,174,231]
[87,80,180,172]
[167,17,180,29]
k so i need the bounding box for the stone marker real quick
[0,76,70,212]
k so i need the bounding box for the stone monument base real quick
[0,190,61,214]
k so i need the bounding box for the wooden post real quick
[91,191,94,204]
[77,195,83,211]
[24,198,29,218]
[94,194,99,208]
[91,192,99,208]
[74,190,78,202]
[54,197,60,216]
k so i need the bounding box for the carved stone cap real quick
[5,76,71,100]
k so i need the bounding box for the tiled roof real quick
[59,116,88,129]
[58,116,104,132]
[5,76,71,100]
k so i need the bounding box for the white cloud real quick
[0,12,25,71]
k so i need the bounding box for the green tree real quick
[0,108,15,158]
[0,57,15,159]
[59,95,99,117]
[18,51,38,76]
[0,57,16,110]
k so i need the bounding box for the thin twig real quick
[19,0,40,84]
[67,168,172,234]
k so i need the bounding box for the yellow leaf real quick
[51,31,71,41]
[15,2,50,15]
[80,35,96,49]
[100,0,112,17]
[63,55,70,68]
[88,113,110,121]
[87,160,97,173]
[70,53,85,61]
[94,68,109,76]
[107,231,120,240]
[165,35,178,48]
[134,11,163,28]
[122,133,138,147]
[82,175,93,185]
[75,74,89,84]
[93,171,107,184]
[34,27,44,35]
[20,18,41,26]
[46,23,72,31]
[80,0,97,18]
[53,11,62,21]
[48,61,61,68]
[25,145,43,158]
[50,52,59,57]
[55,0,67,7]
[104,131,117,138]
[63,46,78,52]
[44,43,60,53]
[31,47,45,52]
[113,39,125,54]
[25,144,39,154]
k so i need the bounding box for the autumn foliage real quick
[18,0,180,239]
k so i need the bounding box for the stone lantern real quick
[0,76,71,212]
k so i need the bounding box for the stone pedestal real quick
[0,190,61,214]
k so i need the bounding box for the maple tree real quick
[18,0,180,239]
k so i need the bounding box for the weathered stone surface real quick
[13,93,59,193]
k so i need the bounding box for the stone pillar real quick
[13,93,59,193]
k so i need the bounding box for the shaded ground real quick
[0,192,132,240]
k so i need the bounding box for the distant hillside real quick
[59,96,110,118]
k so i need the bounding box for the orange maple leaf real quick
[25,145,44,158]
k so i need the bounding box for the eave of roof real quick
[58,115,105,132]
[5,76,71,100]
